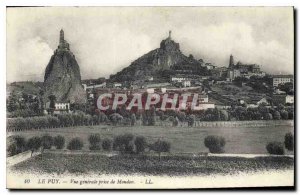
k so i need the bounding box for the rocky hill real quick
[110,31,209,82]
[43,30,86,104]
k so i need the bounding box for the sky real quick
[6,7,294,82]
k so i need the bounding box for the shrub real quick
[53,135,65,149]
[41,135,53,150]
[284,132,294,151]
[280,110,289,120]
[266,142,285,155]
[204,135,226,153]
[264,113,273,120]
[150,139,171,159]
[110,113,123,125]
[126,142,135,153]
[27,136,42,156]
[288,111,294,120]
[113,133,134,153]
[67,137,83,150]
[7,143,17,157]
[273,111,281,120]
[89,134,101,150]
[102,138,112,151]
[9,136,26,154]
[134,136,147,154]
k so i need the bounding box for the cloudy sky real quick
[7,7,294,82]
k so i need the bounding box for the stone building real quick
[272,75,294,87]
[227,55,265,80]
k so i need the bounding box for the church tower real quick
[229,54,234,68]
[57,29,70,51]
[60,29,64,44]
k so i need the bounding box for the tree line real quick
[7,104,294,131]
[8,132,293,158]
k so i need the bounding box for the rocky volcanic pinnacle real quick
[110,31,205,82]
[43,29,86,104]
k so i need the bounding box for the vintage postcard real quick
[6,7,294,189]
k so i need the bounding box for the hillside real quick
[110,32,210,82]
[7,81,43,97]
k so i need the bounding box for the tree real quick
[27,136,41,156]
[110,113,123,125]
[288,111,294,120]
[102,138,112,151]
[13,136,26,153]
[187,114,195,127]
[53,135,65,149]
[89,133,101,150]
[48,95,57,115]
[150,139,171,160]
[7,92,18,112]
[141,112,148,125]
[130,113,136,126]
[204,135,226,153]
[176,111,186,122]
[113,133,134,153]
[278,82,293,94]
[7,143,17,156]
[67,137,83,150]
[148,109,156,126]
[172,116,179,127]
[134,136,147,154]
[41,135,53,152]
[280,110,289,120]
[264,113,273,120]
[284,132,294,151]
[7,135,26,156]
[266,142,285,155]
[220,110,229,121]
[273,111,281,120]
[95,111,108,124]
[92,115,99,125]
[233,107,247,121]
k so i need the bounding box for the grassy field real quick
[7,124,294,154]
[11,153,294,176]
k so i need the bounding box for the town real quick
[6,7,294,189]
[7,30,294,121]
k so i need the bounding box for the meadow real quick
[7,124,294,154]
[11,152,294,176]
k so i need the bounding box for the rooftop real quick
[272,74,293,78]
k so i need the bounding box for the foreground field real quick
[11,153,294,176]
[7,125,293,154]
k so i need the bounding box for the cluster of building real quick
[93,87,215,111]
[25,29,293,116]
[272,74,294,87]
[208,55,266,81]
[79,55,294,113]
[226,55,266,80]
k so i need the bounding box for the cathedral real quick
[227,55,265,80]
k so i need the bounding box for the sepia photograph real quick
[5,6,294,189]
